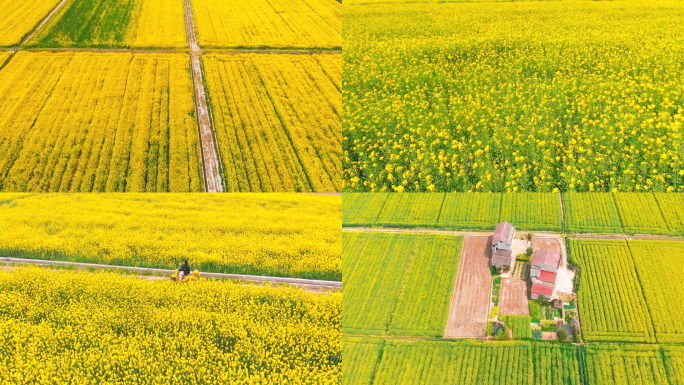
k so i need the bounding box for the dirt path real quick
[499,278,530,316]
[343,227,684,242]
[184,0,223,192]
[184,0,200,53]
[444,235,492,338]
[1,257,341,291]
[19,0,70,46]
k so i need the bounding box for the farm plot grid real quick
[26,0,188,49]
[202,53,342,192]
[0,0,62,47]
[344,0,684,193]
[0,52,203,192]
[191,0,341,49]
[584,344,669,385]
[569,239,655,343]
[342,232,462,337]
[343,192,684,236]
[372,340,534,385]
[628,242,684,344]
[342,337,383,385]
[342,339,683,385]
[0,193,341,280]
[342,192,563,231]
[564,192,622,234]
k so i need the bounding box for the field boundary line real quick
[1,257,342,289]
[19,0,70,47]
[624,242,660,344]
[385,234,420,335]
[560,192,567,233]
[343,226,684,241]
[184,0,223,192]
[434,193,448,225]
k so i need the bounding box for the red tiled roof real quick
[532,249,561,269]
[531,283,554,297]
[538,270,557,284]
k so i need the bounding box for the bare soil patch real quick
[444,235,492,338]
[531,237,562,256]
[499,278,530,316]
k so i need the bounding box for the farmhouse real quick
[530,249,561,300]
[491,221,516,268]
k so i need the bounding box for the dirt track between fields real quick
[343,227,684,242]
[20,0,70,46]
[444,235,492,338]
[1,257,341,292]
[184,0,223,192]
[499,278,530,316]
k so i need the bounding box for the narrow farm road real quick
[184,0,223,192]
[343,227,684,242]
[20,0,70,46]
[1,257,342,292]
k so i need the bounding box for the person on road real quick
[179,260,191,280]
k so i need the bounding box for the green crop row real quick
[343,339,684,385]
[569,239,655,343]
[344,192,684,236]
[343,192,562,231]
[570,239,684,345]
[501,315,532,339]
[342,232,462,337]
[342,336,384,385]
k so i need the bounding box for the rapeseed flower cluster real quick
[0,193,341,280]
[344,0,684,192]
[0,267,341,384]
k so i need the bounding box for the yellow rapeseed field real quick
[27,0,188,49]
[0,267,341,384]
[203,53,342,192]
[0,193,341,280]
[344,0,684,192]
[192,0,341,48]
[129,0,188,48]
[0,0,61,46]
[0,51,10,65]
[0,52,203,192]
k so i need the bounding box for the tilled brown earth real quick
[444,235,492,338]
[499,278,530,316]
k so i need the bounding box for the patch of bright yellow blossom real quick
[0,0,61,46]
[129,0,188,48]
[203,54,342,192]
[192,0,341,48]
[0,52,203,192]
[343,0,684,192]
[0,193,341,280]
[0,267,340,384]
